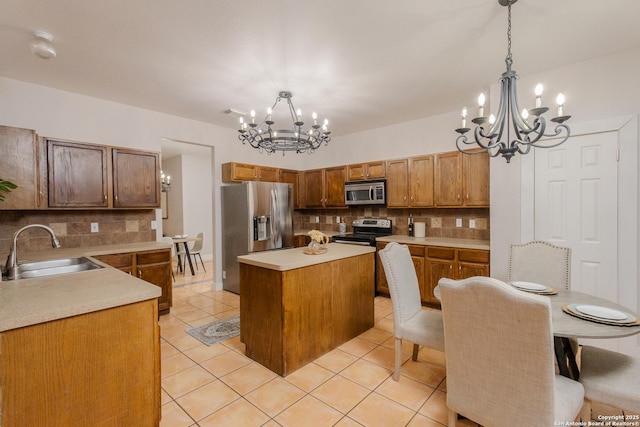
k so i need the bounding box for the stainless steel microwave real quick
[345,180,386,206]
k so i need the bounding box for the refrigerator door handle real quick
[270,188,280,247]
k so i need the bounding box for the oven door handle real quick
[332,239,372,246]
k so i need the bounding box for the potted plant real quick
[0,178,17,202]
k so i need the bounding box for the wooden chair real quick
[378,242,445,381]
[438,276,584,426]
[579,345,640,420]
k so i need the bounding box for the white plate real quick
[511,281,548,292]
[575,305,628,321]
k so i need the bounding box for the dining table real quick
[171,236,202,276]
[433,284,640,380]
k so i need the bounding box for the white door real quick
[534,132,619,347]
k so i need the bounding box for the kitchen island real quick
[238,243,376,376]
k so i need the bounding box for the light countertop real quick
[376,235,490,250]
[0,241,170,332]
[294,229,343,237]
[238,243,375,271]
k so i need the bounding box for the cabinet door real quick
[406,245,427,303]
[366,161,386,179]
[0,126,41,210]
[427,260,455,301]
[92,253,134,274]
[375,243,390,295]
[434,151,463,207]
[304,169,325,208]
[137,250,172,315]
[324,166,346,207]
[463,151,490,207]
[113,149,161,208]
[457,249,490,278]
[279,169,301,208]
[229,163,258,181]
[347,164,367,181]
[386,159,409,207]
[257,166,278,182]
[409,155,434,207]
[47,140,108,208]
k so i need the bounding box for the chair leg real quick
[412,343,420,361]
[197,253,206,272]
[581,398,592,422]
[448,409,459,427]
[393,338,402,381]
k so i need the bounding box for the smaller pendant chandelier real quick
[455,0,571,163]
[238,91,331,155]
[160,170,171,192]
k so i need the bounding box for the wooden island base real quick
[239,246,375,376]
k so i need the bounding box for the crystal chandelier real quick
[238,91,331,154]
[455,0,571,163]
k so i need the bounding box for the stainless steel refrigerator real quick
[222,181,294,293]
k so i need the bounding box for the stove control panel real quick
[352,218,391,228]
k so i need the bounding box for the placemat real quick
[562,304,640,326]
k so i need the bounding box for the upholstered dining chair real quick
[507,240,571,290]
[438,276,584,427]
[378,242,445,381]
[508,240,579,359]
[190,232,205,272]
[161,236,176,281]
[579,345,640,420]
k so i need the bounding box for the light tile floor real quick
[162,260,620,426]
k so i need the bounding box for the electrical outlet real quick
[151,220,157,230]
[456,218,462,228]
[91,222,99,233]
[469,219,476,229]
[223,270,226,279]
[315,216,320,223]
[336,216,341,223]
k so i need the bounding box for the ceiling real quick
[2,0,640,138]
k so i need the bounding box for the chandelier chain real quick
[506,3,512,66]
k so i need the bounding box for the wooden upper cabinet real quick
[386,159,409,207]
[434,150,489,207]
[47,139,108,208]
[409,155,434,207]
[463,151,490,206]
[386,157,433,207]
[324,166,346,207]
[221,162,278,183]
[112,148,161,208]
[346,161,386,181]
[0,125,45,210]
[279,169,302,208]
[434,151,463,207]
[303,166,346,208]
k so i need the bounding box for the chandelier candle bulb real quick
[267,107,272,122]
[535,83,543,108]
[478,94,485,117]
[556,93,565,117]
[250,110,256,124]
[522,109,529,120]
[461,107,467,128]
[312,112,318,126]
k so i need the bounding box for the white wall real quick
[181,153,214,260]
[161,156,184,237]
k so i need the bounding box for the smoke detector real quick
[31,31,57,59]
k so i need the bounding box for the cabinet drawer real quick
[458,249,490,264]
[137,249,171,265]
[407,245,425,257]
[427,247,455,260]
[93,253,133,269]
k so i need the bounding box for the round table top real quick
[433,286,640,339]
[550,290,640,339]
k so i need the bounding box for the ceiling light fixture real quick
[160,170,171,192]
[30,31,57,59]
[455,0,571,163]
[238,91,331,155]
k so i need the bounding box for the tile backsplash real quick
[295,207,490,241]
[0,210,156,256]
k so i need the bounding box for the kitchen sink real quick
[10,257,104,280]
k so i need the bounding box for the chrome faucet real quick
[4,224,61,280]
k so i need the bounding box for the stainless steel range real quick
[332,218,392,246]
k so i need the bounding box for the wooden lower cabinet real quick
[293,234,311,248]
[377,242,490,307]
[0,299,161,426]
[240,252,374,376]
[93,248,172,315]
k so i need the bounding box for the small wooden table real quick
[171,236,201,276]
